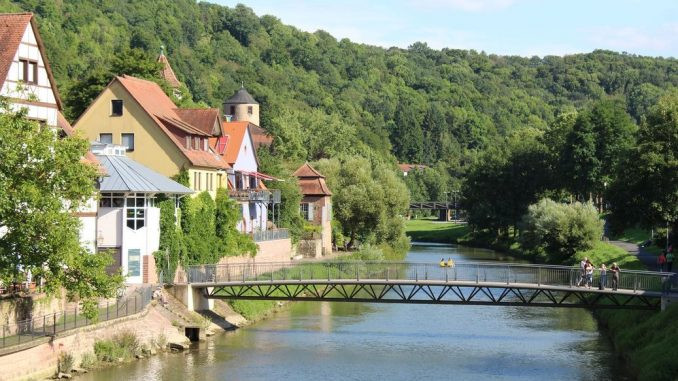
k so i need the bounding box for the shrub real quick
[520,198,603,261]
[80,352,96,369]
[57,352,74,374]
[93,331,140,362]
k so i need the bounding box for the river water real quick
[81,244,628,381]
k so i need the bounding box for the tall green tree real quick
[0,102,122,318]
[608,92,678,237]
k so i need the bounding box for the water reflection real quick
[79,244,628,381]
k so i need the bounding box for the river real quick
[80,243,628,380]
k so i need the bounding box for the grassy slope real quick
[405,219,470,244]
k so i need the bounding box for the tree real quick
[215,188,257,256]
[0,102,122,318]
[608,91,678,238]
[265,176,305,242]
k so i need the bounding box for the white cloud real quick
[588,23,678,56]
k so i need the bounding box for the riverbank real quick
[404,219,678,381]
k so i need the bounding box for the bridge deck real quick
[186,262,676,310]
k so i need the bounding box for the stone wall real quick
[298,239,322,259]
[0,291,76,335]
[218,238,292,265]
[0,307,188,381]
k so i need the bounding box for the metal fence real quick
[252,228,290,242]
[187,261,676,293]
[0,286,153,350]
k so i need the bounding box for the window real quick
[121,133,134,151]
[99,193,124,208]
[125,194,146,230]
[111,100,123,116]
[235,173,243,190]
[127,249,141,277]
[194,137,200,150]
[194,172,202,191]
[247,106,253,115]
[99,133,113,144]
[300,203,311,221]
[185,136,191,149]
[19,59,38,84]
[203,138,208,151]
[249,176,257,189]
[229,106,236,115]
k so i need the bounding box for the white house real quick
[0,13,101,253]
[92,143,193,284]
[218,120,277,233]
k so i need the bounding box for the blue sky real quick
[211,0,678,57]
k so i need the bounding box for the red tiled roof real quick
[221,121,249,165]
[157,53,181,88]
[174,108,221,135]
[114,75,229,170]
[0,13,62,109]
[398,163,428,173]
[57,111,105,174]
[294,163,331,196]
[248,123,273,149]
[293,163,325,178]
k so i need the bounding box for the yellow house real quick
[74,75,230,197]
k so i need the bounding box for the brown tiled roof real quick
[294,163,331,196]
[221,121,249,165]
[249,123,273,149]
[0,13,62,109]
[57,111,105,174]
[157,53,181,88]
[174,108,221,135]
[114,75,229,170]
[398,163,428,172]
[293,163,325,178]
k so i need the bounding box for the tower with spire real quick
[223,83,259,126]
[157,45,181,90]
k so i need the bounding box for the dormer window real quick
[186,136,191,149]
[19,59,38,84]
[194,137,200,150]
[203,138,208,151]
[111,100,123,116]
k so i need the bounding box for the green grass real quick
[405,219,470,243]
[574,241,645,270]
[612,227,652,245]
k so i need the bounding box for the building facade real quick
[293,163,333,255]
[74,75,230,198]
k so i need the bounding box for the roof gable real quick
[157,53,180,88]
[293,163,325,178]
[95,153,193,194]
[174,108,222,136]
[111,75,229,170]
[221,121,250,165]
[0,13,62,109]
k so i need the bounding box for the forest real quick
[1,0,675,252]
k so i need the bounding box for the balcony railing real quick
[229,189,281,203]
[252,228,290,242]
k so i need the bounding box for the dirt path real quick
[609,240,657,270]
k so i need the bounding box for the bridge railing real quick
[187,262,676,293]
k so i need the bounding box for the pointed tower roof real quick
[225,85,258,105]
[293,163,332,196]
[157,47,181,88]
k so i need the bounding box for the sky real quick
[211,0,678,58]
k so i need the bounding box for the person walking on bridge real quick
[599,264,607,290]
[577,257,588,287]
[610,263,621,291]
[667,250,674,272]
[658,251,667,272]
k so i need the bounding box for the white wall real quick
[97,208,122,247]
[0,22,58,126]
[232,129,257,172]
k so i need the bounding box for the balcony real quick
[229,189,281,203]
[252,228,290,242]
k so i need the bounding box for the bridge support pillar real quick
[661,295,677,312]
[178,284,214,312]
[438,209,451,221]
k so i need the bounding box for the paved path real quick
[609,240,656,270]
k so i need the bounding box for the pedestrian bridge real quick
[185,262,676,311]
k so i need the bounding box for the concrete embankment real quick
[0,302,190,381]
